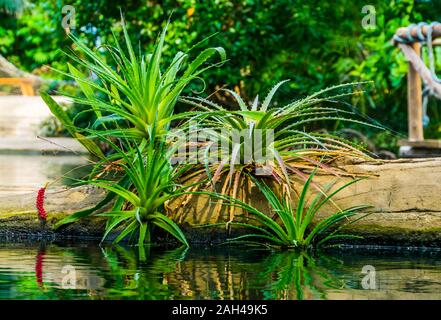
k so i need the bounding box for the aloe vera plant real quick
[210,169,370,249]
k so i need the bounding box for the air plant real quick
[44,19,226,247]
[42,18,377,252]
[58,131,193,247]
[177,80,379,221]
[42,18,226,144]
[210,169,370,249]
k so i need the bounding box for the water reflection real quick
[1,242,441,300]
[255,251,346,300]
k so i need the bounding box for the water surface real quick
[1,242,441,300]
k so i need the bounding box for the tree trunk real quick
[0,53,45,87]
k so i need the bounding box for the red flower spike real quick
[35,250,45,287]
[36,183,49,222]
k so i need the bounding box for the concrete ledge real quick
[167,158,441,245]
[0,186,107,240]
[2,158,441,245]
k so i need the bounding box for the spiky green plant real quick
[177,81,379,221]
[43,18,225,146]
[44,19,226,247]
[63,134,192,247]
[210,169,370,249]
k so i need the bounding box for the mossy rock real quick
[0,186,107,240]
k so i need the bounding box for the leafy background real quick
[1,0,441,152]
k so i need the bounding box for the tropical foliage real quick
[88,138,190,247]
[36,16,374,251]
[3,0,441,149]
[177,80,377,216]
[60,21,225,141]
[48,20,225,246]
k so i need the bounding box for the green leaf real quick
[40,92,105,159]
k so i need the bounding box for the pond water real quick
[0,153,90,195]
[1,242,441,300]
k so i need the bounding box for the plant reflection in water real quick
[2,241,440,300]
[29,243,345,300]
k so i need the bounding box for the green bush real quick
[3,0,441,148]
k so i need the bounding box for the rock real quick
[315,158,441,245]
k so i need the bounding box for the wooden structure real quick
[394,24,441,157]
[0,77,35,96]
